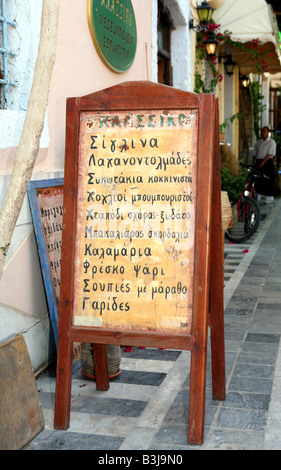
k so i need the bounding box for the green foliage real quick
[221,167,247,202]
[250,81,267,140]
[194,22,268,95]
[0,244,9,256]
[219,112,243,133]
[194,68,219,94]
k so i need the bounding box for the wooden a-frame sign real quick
[54,81,225,445]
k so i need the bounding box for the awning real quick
[212,0,281,74]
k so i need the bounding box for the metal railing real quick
[0,0,17,109]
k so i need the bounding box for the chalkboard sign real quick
[27,179,81,366]
[54,82,225,445]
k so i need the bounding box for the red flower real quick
[208,22,220,32]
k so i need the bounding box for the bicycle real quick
[225,162,269,244]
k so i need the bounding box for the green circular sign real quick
[87,0,137,73]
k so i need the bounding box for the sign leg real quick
[188,345,208,445]
[210,308,226,400]
[209,201,226,401]
[54,336,72,430]
[209,101,226,401]
[93,344,109,391]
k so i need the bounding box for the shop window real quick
[157,0,174,86]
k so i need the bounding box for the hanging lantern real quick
[240,75,250,88]
[205,32,218,56]
[196,1,215,24]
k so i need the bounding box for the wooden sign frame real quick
[54,82,225,445]
[27,178,64,347]
[28,179,81,372]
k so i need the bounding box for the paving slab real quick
[23,199,281,451]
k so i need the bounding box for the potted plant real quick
[219,112,243,143]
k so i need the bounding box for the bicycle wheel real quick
[225,197,261,243]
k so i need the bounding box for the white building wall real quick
[0,0,49,152]
[0,0,54,371]
[152,0,192,90]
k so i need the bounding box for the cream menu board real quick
[73,110,198,334]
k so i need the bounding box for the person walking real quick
[252,126,276,204]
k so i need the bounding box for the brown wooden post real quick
[54,98,79,430]
[188,93,215,444]
[209,98,226,401]
[93,344,109,391]
[54,332,73,429]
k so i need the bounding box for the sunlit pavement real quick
[25,199,281,450]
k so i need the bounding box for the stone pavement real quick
[25,199,281,451]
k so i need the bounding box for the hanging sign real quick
[87,0,137,73]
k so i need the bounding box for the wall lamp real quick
[189,1,215,33]
[240,75,250,88]
[218,54,236,76]
[205,32,218,56]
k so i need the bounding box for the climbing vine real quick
[194,22,269,94]
[250,80,267,140]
